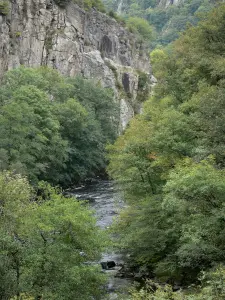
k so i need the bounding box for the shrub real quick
[53,0,106,12]
[129,266,225,299]
[126,17,153,42]
[0,0,9,15]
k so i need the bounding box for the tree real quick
[108,3,225,285]
[0,85,67,184]
[0,172,32,299]
[0,67,119,186]
[161,159,225,278]
[22,184,106,299]
[126,17,153,42]
[67,76,118,144]
[103,0,215,47]
[0,172,106,299]
[129,266,225,299]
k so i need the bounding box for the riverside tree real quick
[0,172,106,299]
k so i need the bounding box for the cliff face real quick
[0,0,152,130]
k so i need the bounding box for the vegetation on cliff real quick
[54,0,106,11]
[108,3,225,298]
[0,0,9,15]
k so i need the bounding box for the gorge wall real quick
[0,0,152,130]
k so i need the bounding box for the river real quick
[71,180,132,299]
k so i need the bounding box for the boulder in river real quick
[101,261,116,270]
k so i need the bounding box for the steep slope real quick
[0,0,152,129]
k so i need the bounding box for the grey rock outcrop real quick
[0,0,152,130]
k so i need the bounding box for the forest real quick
[103,0,216,47]
[0,67,119,187]
[1,0,225,299]
[0,67,118,299]
[108,3,225,299]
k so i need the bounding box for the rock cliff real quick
[0,0,152,130]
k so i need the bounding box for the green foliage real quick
[129,266,225,299]
[67,76,118,144]
[108,10,126,24]
[0,67,119,186]
[63,76,119,185]
[150,48,168,77]
[126,17,153,42]
[0,172,106,299]
[0,0,9,15]
[137,72,150,102]
[54,0,106,12]
[0,85,68,184]
[137,72,148,90]
[103,0,215,47]
[108,3,225,288]
[129,281,183,299]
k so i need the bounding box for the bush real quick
[0,0,9,15]
[53,0,106,12]
[129,266,225,299]
[108,10,125,24]
[126,17,153,42]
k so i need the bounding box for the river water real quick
[71,180,132,299]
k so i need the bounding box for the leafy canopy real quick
[0,171,106,299]
[0,67,119,186]
[108,3,225,287]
